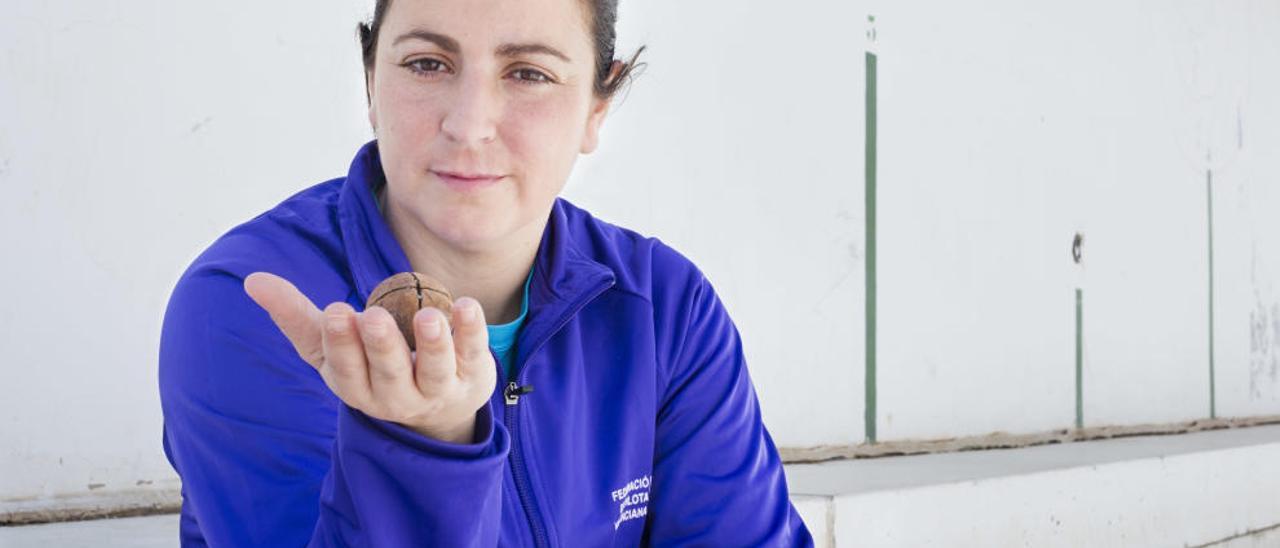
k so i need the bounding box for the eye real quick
[403,57,450,77]
[509,68,553,84]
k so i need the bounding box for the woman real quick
[158,0,813,545]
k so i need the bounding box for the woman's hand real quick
[242,271,496,444]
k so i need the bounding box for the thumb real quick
[243,271,325,368]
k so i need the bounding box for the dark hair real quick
[357,0,645,100]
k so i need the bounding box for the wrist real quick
[408,415,477,445]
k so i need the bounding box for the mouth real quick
[431,170,507,190]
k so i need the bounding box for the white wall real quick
[2,0,1279,512]
[864,0,1280,439]
[0,0,373,504]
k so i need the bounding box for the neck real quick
[381,189,540,326]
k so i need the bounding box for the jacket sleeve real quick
[159,267,509,547]
[645,273,814,547]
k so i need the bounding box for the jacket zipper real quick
[505,382,546,548]
[503,277,613,548]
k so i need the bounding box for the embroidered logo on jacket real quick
[610,474,651,530]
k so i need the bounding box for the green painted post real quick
[1207,170,1216,420]
[1076,288,1083,429]
[865,51,878,444]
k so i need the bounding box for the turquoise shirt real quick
[487,266,533,380]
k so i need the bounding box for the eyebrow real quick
[392,30,460,53]
[496,43,571,63]
[391,28,571,63]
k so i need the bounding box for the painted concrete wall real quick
[2,0,1278,511]
[0,0,373,504]
[863,0,1280,441]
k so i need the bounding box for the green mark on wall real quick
[1207,169,1216,420]
[1076,288,1083,429]
[865,51,878,444]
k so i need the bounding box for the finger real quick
[449,297,495,382]
[320,302,373,405]
[358,306,423,409]
[413,305,457,392]
[244,272,324,368]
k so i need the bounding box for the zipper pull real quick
[504,381,535,405]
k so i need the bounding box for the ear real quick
[580,61,624,154]
[365,69,378,132]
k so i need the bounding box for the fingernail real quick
[362,315,385,336]
[459,300,477,323]
[423,316,442,340]
[327,316,349,335]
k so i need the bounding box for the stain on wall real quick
[1249,298,1280,399]
[1249,244,1280,400]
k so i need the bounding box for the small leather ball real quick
[365,272,454,351]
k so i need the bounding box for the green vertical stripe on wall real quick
[865,51,878,444]
[1075,288,1083,429]
[1207,170,1216,420]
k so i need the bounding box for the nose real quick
[440,71,499,146]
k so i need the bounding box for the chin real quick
[429,214,505,248]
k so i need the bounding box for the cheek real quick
[501,91,591,168]
[373,76,446,188]
[377,82,443,140]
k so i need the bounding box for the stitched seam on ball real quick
[423,286,450,299]
[411,273,424,309]
[369,279,450,308]
[370,285,416,306]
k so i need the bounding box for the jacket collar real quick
[336,140,616,333]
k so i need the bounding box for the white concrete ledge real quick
[0,514,179,548]
[4,426,1278,547]
[785,425,1280,547]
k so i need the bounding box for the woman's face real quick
[367,0,610,252]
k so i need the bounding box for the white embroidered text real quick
[610,474,652,530]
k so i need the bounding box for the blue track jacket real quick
[158,140,814,547]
